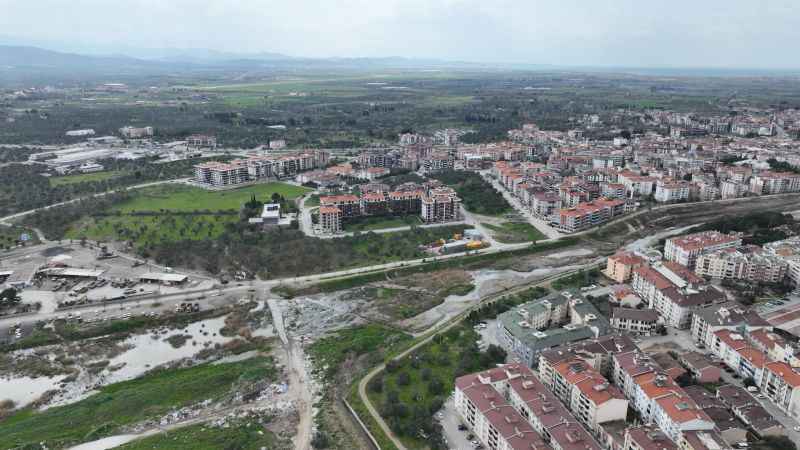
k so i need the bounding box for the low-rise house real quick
[717,384,784,437]
[684,386,747,445]
[624,426,677,450]
[611,308,660,336]
[650,352,688,381]
[678,430,732,450]
[679,352,721,383]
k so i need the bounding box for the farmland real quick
[49,170,125,186]
[63,182,310,247]
[112,182,311,213]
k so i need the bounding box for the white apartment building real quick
[654,180,691,203]
[759,361,800,419]
[695,246,788,283]
[664,231,742,269]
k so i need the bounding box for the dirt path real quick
[268,297,313,450]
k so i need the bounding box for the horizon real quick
[1,0,799,70]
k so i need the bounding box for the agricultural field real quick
[49,170,125,186]
[482,221,546,243]
[112,182,311,213]
[65,213,238,246]
[0,356,277,449]
[62,182,310,247]
[366,323,506,449]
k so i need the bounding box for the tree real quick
[0,288,21,309]
[752,436,797,450]
[396,371,411,386]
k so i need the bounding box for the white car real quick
[794,426,800,432]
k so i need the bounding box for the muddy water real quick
[0,374,67,406]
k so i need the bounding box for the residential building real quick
[186,134,217,148]
[496,294,596,367]
[613,350,715,441]
[455,364,602,450]
[611,308,660,336]
[678,352,721,383]
[677,430,732,450]
[759,361,800,419]
[193,161,249,186]
[694,246,788,283]
[716,384,784,437]
[119,126,154,139]
[318,206,342,234]
[683,386,747,446]
[420,187,461,223]
[654,180,691,203]
[546,357,628,434]
[624,427,677,450]
[749,171,800,195]
[604,251,646,283]
[690,302,770,350]
[558,198,626,233]
[664,232,742,269]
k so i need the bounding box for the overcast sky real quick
[1,0,798,68]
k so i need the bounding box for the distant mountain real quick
[0,45,162,70]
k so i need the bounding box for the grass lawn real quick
[117,421,282,450]
[65,214,238,246]
[0,356,276,449]
[550,268,601,291]
[305,193,321,207]
[49,171,124,186]
[482,221,546,243]
[343,215,422,232]
[114,182,311,213]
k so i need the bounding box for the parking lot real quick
[440,396,482,450]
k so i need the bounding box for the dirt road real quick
[268,297,314,450]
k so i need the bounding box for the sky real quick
[1,0,798,68]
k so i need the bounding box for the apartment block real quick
[694,246,788,283]
[664,231,742,269]
[545,357,628,434]
[558,198,626,233]
[420,187,461,223]
[759,361,800,419]
[604,251,646,283]
[613,351,715,441]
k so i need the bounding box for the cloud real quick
[0,0,798,68]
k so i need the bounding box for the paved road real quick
[481,172,564,240]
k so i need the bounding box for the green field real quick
[117,421,282,450]
[0,356,276,449]
[49,171,124,186]
[113,182,311,213]
[482,221,546,243]
[343,215,422,232]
